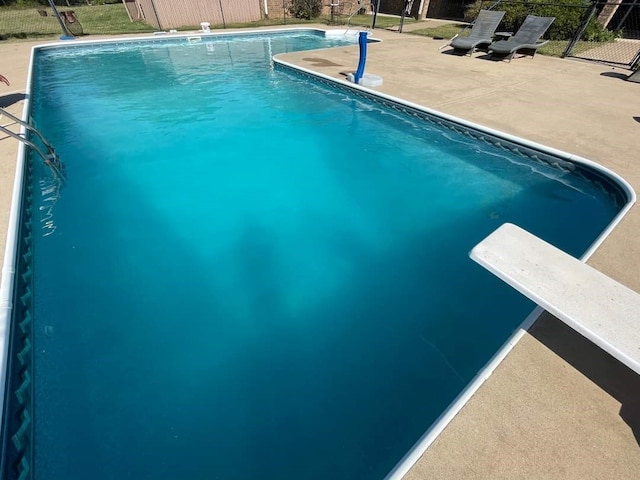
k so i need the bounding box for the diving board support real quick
[469,222,640,374]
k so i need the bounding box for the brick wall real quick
[266,0,288,18]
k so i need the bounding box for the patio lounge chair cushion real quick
[449,10,506,54]
[488,15,555,60]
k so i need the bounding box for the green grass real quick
[200,14,418,31]
[0,5,615,59]
[407,23,469,41]
[0,4,154,40]
[344,14,419,30]
[72,5,155,35]
[0,6,420,41]
[537,40,570,57]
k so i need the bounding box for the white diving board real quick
[469,223,640,375]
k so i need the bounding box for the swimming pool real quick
[0,29,632,480]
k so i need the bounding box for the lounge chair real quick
[448,10,506,55]
[488,15,555,61]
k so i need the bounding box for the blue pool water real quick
[12,30,624,479]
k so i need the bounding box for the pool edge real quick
[0,45,36,472]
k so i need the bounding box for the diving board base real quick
[469,223,640,375]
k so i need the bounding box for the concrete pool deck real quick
[1,23,639,479]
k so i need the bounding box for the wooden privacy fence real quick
[123,0,264,30]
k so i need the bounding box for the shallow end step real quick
[469,223,640,375]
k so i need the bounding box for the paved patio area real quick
[1,22,639,479]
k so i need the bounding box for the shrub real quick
[464,0,617,42]
[582,21,621,42]
[288,0,322,20]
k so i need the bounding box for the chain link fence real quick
[0,0,312,41]
[0,1,155,41]
[471,0,640,66]
[564,2,640,68]
[3,1,639,68]
[471,1,591,58]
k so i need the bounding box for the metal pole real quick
[148,0,163,30]
[0,125,65,181]
[399,0,414,33]
[561,2,597,58]
[615,0,639,31]
[630,50,640,71]
[371,0,380,29]
[218,0,227,28]
[47,0,72,37]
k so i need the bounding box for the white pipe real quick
[264,0,269,16]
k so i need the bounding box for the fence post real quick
[613,0,639,31]
[148,0,163,31]
[631,49,640,70]
[372,0,381,29]
[218,0,227,28]
[561,2,598,58]
[47,0,72,38]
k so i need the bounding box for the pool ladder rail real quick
[0,107,66,181]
